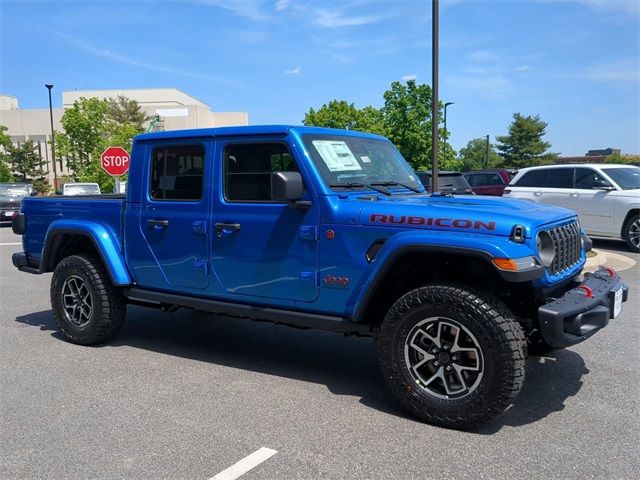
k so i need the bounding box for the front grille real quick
[547,221,582,274]
[0,200,20,210]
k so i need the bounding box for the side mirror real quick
[593,180,614,191]
[271,171,304,202]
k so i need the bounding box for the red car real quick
[462,169,515,196]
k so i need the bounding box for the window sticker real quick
[312,140,362,172]
[360,155,371,163]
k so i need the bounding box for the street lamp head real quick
[445,101,455,107]
[45,84,53,90]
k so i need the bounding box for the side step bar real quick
[123,288,373,336]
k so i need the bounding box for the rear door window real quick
[515,168,573,188]
[150,145,205,201]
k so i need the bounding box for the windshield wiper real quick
[370,181,423,193]
[329,182,392,196]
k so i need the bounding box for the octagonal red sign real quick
[100,147,130,176]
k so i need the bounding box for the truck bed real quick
[20,195,125,263]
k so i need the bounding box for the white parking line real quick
[209,447,278,480]
[0,242,21,246]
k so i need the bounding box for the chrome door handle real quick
[147,219,169,227]
[570,193,579,197]
[533,191,543,196]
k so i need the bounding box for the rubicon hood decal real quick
[369,214,496,231]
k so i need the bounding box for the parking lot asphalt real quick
[1,226,638,480]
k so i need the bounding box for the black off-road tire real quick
[622,213,640,253]
[51,253,126,345]
[376,284,526,430]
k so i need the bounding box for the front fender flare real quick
[40,220,131,286]
[348,230,540,323]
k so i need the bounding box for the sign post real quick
[100,147,130,176]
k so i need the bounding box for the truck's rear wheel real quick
[51,253,126,345]
[376,284,526,430]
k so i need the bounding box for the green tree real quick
[108,95,150,130]
[495,113,557,168]
[4,140,46,181]
[56,97,144,192]
[0,125,14,181]
[303,100,386,135]
[458,137,503,171]
[604,153,638,164]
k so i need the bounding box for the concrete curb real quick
[584,249,637,273]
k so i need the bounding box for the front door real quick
[137,142,210,290]
[211,139,319,302]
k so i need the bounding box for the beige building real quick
[0,88,248,186]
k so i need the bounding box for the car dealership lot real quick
[1,227,638,480]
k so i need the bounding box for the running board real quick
[123,288,372,336]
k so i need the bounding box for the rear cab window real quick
[150,144,205,201]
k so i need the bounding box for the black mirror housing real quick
[271,171,304,201]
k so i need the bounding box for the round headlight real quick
[536,230,555,267]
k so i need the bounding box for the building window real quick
[224,143,299,202]
[150,145,204,200]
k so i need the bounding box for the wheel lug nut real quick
[443,344,449,350]
[433,360,439,366]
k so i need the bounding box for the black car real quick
[416,171,475,195]
[0,183,33,223]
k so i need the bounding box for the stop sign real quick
[100,147,130,176]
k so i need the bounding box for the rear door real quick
[135,142,211,290]
[509,168,573,208]
[210,138,319,302]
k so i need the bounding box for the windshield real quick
[602,167,640,190]
[302,134,423,193]
[64,184,100,195]
[0,184,30,196]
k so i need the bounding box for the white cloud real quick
[402,74,417,82]
[576,0,639,15]
[195,0,269,21]
[275,0,290,11]
[48,29,239,86]
[283,66,301,75]
[447,66,513,99]
[584,59,640,83]
[315,9,380,28]
[469,50,499,63]
[514,65,534,72]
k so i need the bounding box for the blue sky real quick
[1,0,638,155]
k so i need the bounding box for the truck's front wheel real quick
[51,253,126,345]
[376,284,526,429]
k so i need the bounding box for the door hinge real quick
[194,260,209,275]
[192,220,207,235]
[299,271,319,286]
[298,226,318,241]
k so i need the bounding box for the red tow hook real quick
[601,266,616,279]
[576,284,594,298]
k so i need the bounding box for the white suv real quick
[504,164,640,252]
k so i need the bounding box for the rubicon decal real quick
[369,214,496,231]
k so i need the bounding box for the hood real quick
[356,194,576,237]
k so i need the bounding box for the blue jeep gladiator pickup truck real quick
[12,125,628,429]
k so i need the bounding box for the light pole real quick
[485,134,490,169]
[431,0,439,192]
[443,101,454,168]
[45,84,58,188]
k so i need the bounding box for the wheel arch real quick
[621,208,640,237]
[350,242,539,326]
[41,220,131,286]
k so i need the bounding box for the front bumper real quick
[538,266,628,348]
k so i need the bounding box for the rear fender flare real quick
[40,220,131,286]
